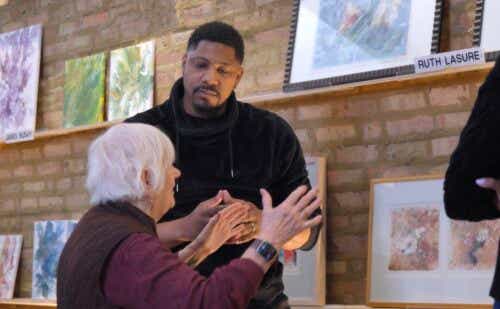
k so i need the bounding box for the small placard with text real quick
[414,47,485,74]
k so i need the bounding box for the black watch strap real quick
[251,239,278,262]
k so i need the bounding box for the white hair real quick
[86,123,175,206]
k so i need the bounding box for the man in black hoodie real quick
[126,21,321,309]
[444,56,500,308]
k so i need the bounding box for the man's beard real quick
[192,99,227,118]
[191,85,227,118]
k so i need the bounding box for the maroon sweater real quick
[102,233,264,308]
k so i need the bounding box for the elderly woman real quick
[57,123,321,309]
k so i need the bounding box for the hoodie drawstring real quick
[228,128,234,179]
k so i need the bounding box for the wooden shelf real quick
[0,62,494,148]
[0,299,56,308]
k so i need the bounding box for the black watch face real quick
[257,241,277,261]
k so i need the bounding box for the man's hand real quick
[183,191,226,240]
[476,178,500,210]
[221,190,262,244]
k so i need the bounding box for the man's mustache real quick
[194,85,219,96]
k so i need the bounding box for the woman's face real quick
[152,165,181,221]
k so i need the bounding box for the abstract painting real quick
[314,0,411,68]
[63,53,106,128]
[0,235,23,299]
[0,25,42,142]
[32,220,77,299]
[389,206,439,271]
[284,0,443,91]
[108,41,154,120]
[369,176,494,307]
[449,220,500,270]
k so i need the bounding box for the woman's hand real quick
[256,186,322,250]
[194,203,249,255]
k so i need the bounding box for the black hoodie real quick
[444,56,500,299]
[126,78,320,307]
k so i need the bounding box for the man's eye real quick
[193,61,208,69]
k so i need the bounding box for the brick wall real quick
[0,0,484,303]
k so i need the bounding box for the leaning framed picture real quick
[367,175,496,308]
[283,0,443,92]
[473,0,500,61]
[281,156,326,306]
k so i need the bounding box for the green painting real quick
[63,53,106,128]
[107,41,154,121]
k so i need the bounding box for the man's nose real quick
[202,66,219,85]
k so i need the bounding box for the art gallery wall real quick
[0,0,486,304]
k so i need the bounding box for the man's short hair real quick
[187,21,245,63]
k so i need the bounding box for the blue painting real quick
[32,220,77,299]
[314,0,411,68]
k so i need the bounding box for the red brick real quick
[83,11,108,28]
[0,148,20,164]
[384,141,429,162]
[1,183,22,194]
[39,196,64,209]
[23,181,45,193]
[0,168,11,180]
[56,178,72,192]
[432,136,459,157]
[429,84,471,106]
[334,191,369,212]
[386,116,434,138]
[255,26,289,45]
[297,104,333,121]
[316,125,357,143]
[0,199,16,214]
[380,92,427,112]
[327,260,347,275]
[37,161,63,176]
[76,0,103,13]
[294,129,309,147]
[22,148,42,160]
[44,143,71,158]
[13,165,34,177]
[274,108,296,123]
[331,235,367,257]
[350,214,369,233]
[335,145,378,164]
[65,193,90,209]
[363,122,383,141]
[20,198,38,212]
[328,169,364,187]
[344,96,379,117]
[179,2,214,27]
[435,112,469,130]
[64,158,86,174]
[59,21,81,36]
[331,216,349,229]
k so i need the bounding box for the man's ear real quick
[234,66,244,88]
[182,54,187,71]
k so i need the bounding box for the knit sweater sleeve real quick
[102,233,264,309]
[444,57,500,221]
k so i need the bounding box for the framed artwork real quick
[283,0,443,92]
[0,25,42,143]
[280,156,326,306]
[107,40,155,121]
[63,53,106,128]
[32,220,77,300]
[0,235,23,299]
[473,0,500,61]
[367,175,497,308]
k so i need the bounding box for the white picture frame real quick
[281,156,326,306]
[367,175,496,308]
[473,0,500,61]
[283,0,443,92]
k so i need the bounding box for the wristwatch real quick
[251,239,278,262]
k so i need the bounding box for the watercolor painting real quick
[449,219,500,270]
[32,220,77,299]
[107,41,154,120]
[314,0,411,68]
[0,25,42,142]
[63,53,106,128]
[389,206,439,271]
[0,235,23,299]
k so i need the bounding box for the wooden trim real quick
[0,61,494,148]
[0,299,56,308]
